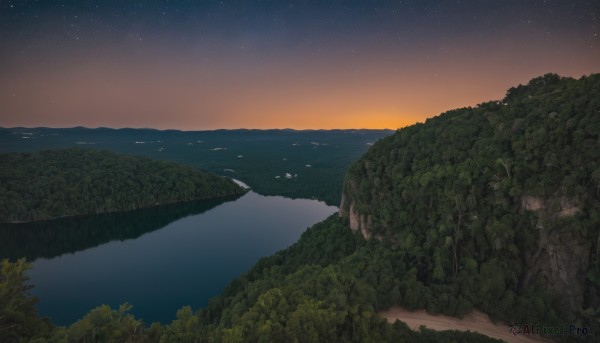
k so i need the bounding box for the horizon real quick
[1,1,598,130]
[3,125,396,132]
[3,71,596,132]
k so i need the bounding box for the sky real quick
[0,0,599,130]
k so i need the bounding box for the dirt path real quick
[379,307,552,343]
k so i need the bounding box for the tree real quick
[66,303,144,342]
[0,259,50,343]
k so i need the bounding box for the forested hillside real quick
[341,73,600,330]
[0,149,245,222]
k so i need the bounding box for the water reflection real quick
[0,195,239,261]
[0,191,337,325]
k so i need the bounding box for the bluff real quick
[341,73,600,318]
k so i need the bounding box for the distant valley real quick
[0,128,393,206]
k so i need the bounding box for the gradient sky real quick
[1,0,599,130]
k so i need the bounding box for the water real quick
[0,192,338,326]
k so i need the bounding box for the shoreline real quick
[0,191,246,225]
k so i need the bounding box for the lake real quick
[0,191,338,326]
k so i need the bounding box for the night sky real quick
[1,0,598,130]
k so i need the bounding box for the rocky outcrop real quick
[521,195,591,312]
[340,192,372,239]
[521,196,580,218]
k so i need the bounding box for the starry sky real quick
[1,0,599,130]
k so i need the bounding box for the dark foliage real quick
[0,148,245,222]
[0,259,51,343]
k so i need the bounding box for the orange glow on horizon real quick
[1,41,598,130]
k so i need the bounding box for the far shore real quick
[0,192,245,225]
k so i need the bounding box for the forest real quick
[0,149,245,222]
[2,74,599,342]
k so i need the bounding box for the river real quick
[0,191,337,325]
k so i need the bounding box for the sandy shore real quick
[379,307,553,343]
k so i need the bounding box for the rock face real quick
[521,196,580,218]
[339,192,371,239]
[521,196,591,312]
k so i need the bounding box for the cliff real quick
[339,73,600,319]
